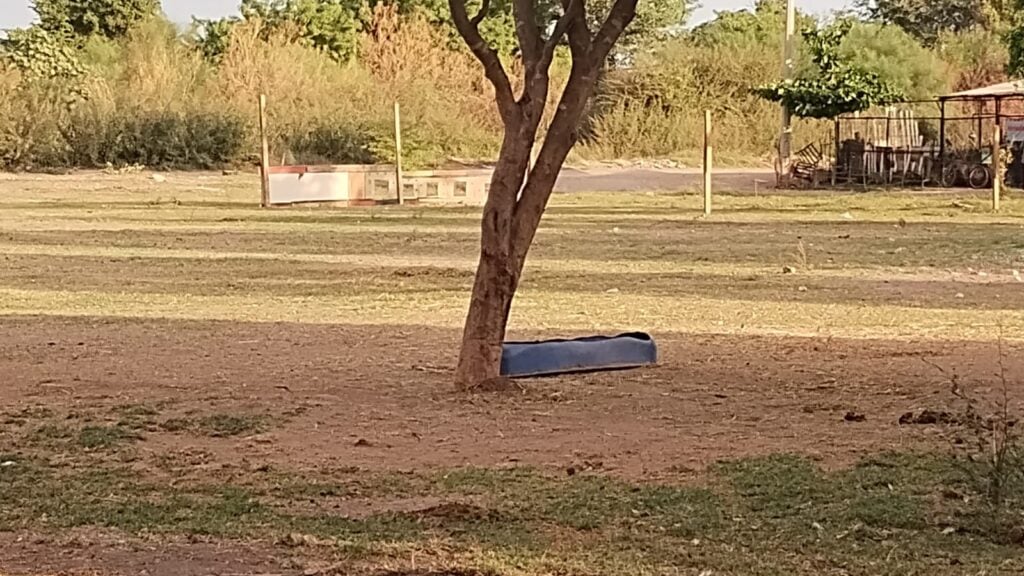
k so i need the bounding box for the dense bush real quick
[63,111,247,169]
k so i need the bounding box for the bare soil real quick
[4,316,1020,477]
[5,317,1022,575]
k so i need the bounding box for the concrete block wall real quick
[267,165,492,207]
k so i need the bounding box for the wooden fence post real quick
[258,94,271,208]
[832,118,840,187]
[394,101,404,205]
[993,121,1002,212]
[703,110,713,216]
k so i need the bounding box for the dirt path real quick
[556,167,777,194]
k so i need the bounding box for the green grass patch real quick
[77,425,143,450]
[159,413,268,437]
[29,423,76,444]
[1,452,1022,573]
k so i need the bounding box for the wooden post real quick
[394,101,404,205]
[703,110,713,216]
[993,121,1002,212]
[778,0,797,177]
[938,99,946,186]
[258,94,271,208]
[832,118,840,186]
[884,108,892,186]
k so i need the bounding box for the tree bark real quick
[454,124,536,389]
[450,0,637,390]
[454,242,519,388]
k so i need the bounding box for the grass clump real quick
[1,452,1023,573]
[159,413,268,437]
[77,425,142,450]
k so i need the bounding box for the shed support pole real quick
[938,100,947,186]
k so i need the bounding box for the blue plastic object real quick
[500,332,657,378]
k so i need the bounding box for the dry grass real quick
[12,174,1024,331]
[1,172,1023,342]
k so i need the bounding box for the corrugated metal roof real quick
[941,81,1024,100]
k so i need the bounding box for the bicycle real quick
[939,148,993,189]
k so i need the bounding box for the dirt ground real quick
[2,173,1024,575]
[3,316,1021,476]
[3,317,1023,575]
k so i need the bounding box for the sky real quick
[1,0,855,30]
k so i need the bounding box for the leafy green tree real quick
[587,0,694,53]
[1010,24,1024,77]
[857,0,1014,45]
[194,0,392,62]
[33,0,161,40]
[690,0,814,48]
[1006,0,1024,77]
[754,20,903,118]
[0,26,85,80]
[191,17,236,63]
[839,23,947,100]
[241,0,366,61]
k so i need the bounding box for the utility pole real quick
[779,0,797,181]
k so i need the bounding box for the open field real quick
[1,172,1024,575]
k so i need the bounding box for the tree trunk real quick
[454,246,519,389]
[454,132,534,389]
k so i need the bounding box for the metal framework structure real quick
[811,81,1024,189]
[938,81,1024,181]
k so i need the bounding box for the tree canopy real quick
[0,25,86,80]
[192,0,687,62]
[856,0,1013,45]
[33,0,161,40]
[1011,24,1024,77]
[838,22,946,100]
[754,20,904,119]
[690,0,814,48]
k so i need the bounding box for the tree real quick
[191,16,236,63]
[193,0,366,62]
[754,20,903,119]
[937,28,1008,89]
[856,0,1012,45]
[690,0,814,48]
[449,0,636,388]
[1010,25,1024,77]
[585,0,693,56]
[33,0,161,40]
[1007,0,1024,77]
[241,0,366,61]
[0,26,85,81]
[839,22,946,100]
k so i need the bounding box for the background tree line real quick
[0,0,1022,171]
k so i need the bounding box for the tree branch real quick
[450,0,517,122]
[562,0,592,63]
[510,0,637,266]
[470,0,490,25]
[539,0,583,71]
[589,0,638,67]
[512,0,542,68]
[510,61,594,266]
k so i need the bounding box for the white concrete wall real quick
[269,172,349,205]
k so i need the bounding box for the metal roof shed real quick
[937,81,1024,166]
[940,81,1024,102]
